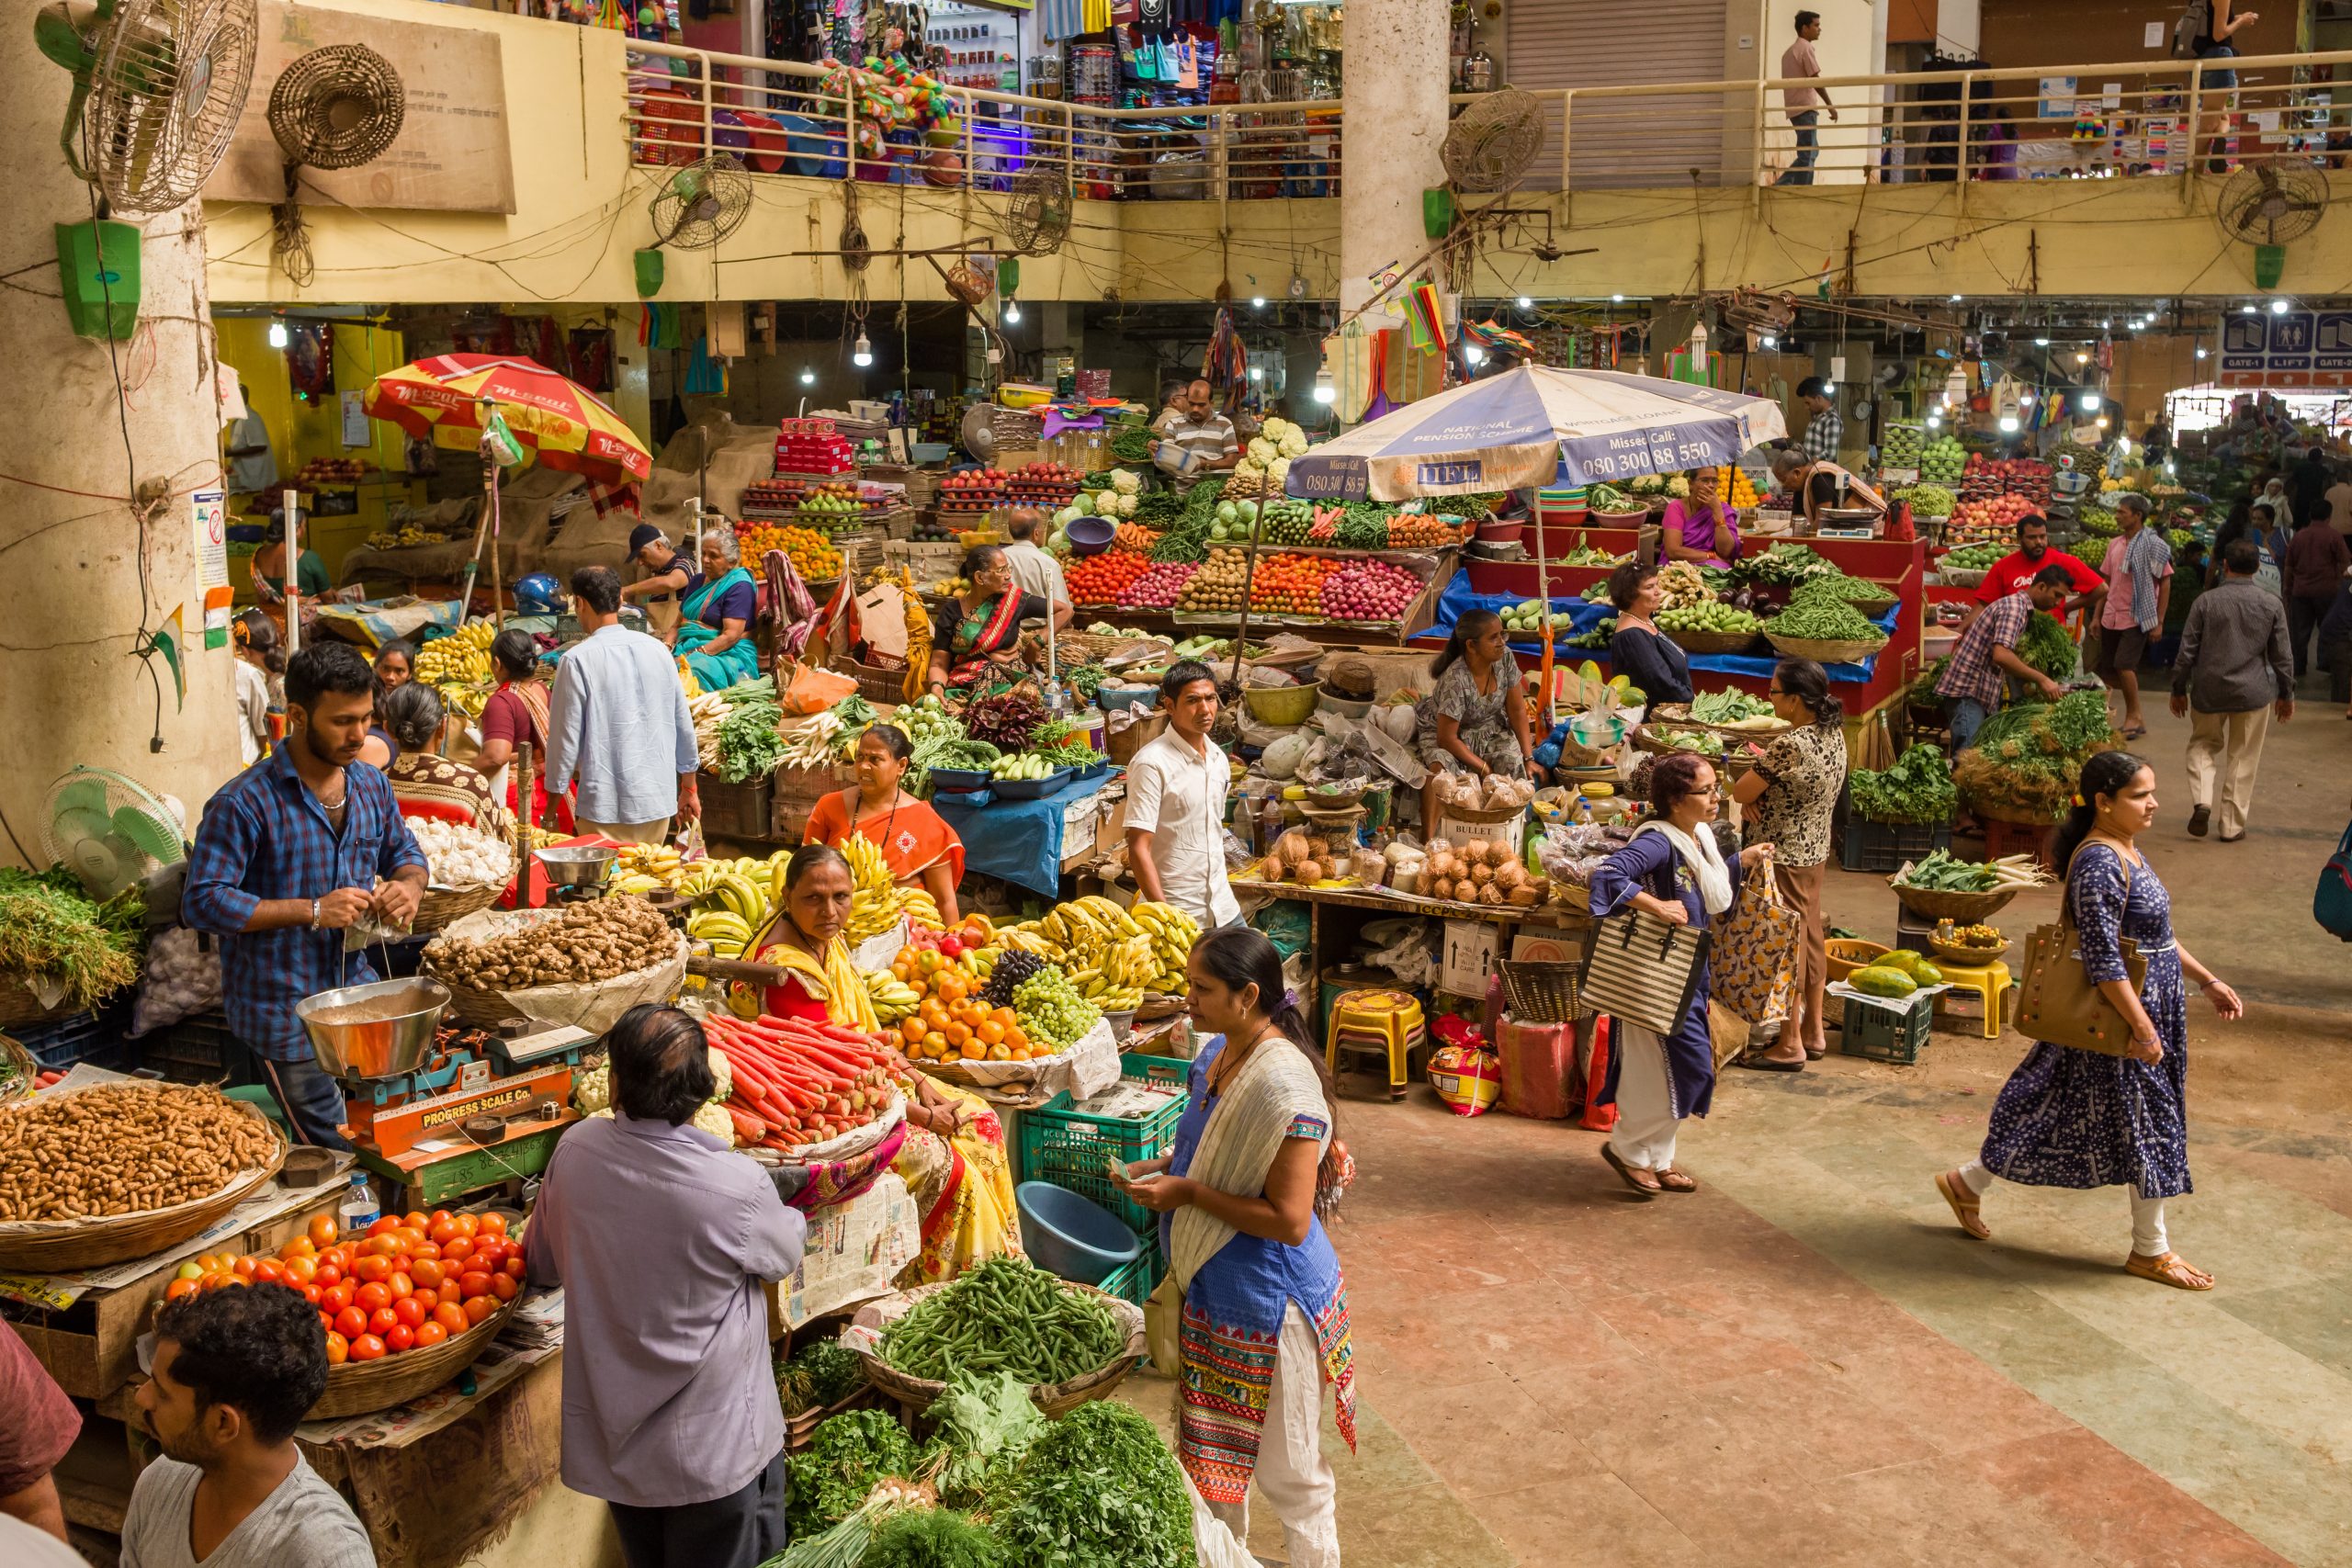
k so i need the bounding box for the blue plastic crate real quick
[14,1010,130,1072]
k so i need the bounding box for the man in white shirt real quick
[547,565,701,843]
[1125,661,1242,930]
[1001,509,1072,616]
[1773,11,1834,186]
[1151,379,1241,486]
[224,384,278,502]
[124,1285,376,1568]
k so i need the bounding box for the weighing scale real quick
[298,979,598,1212]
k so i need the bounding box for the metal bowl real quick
[296,978,451,1080]
[535,844,618,888]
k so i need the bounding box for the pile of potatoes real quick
[426,895,677,991]
[1423,837,1547,908]
[0,1084,277,1221]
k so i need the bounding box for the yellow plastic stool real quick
[1324,988,1425,1100]
[1932,958,2013,1040]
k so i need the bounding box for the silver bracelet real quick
[309,897,322,931]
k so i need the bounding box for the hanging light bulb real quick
[1002,299,1022,324]
[798,367,815,386]
[1515,295,1532,310]
[2019,392,2035,408]
[2034,336,2049,346]
[2077,390,2100,412]
[1611,293,1624,303]
[2270,298,2290,315]
[268,319,289,348]
[1312,365,1336,405]
[1759,335,1778,350]
[1464,344,1487,366]
[1949,293,1962,303]
[2240,303,2257,315]
[1999,415,2019,433]
[2096,415,2109,428]
[852,332,873,367]
[2075,351,2090,366]
[2195,346,2209,359]
[1927,413,1942,429]
[1251,295,1266,309]
[1248,365,1264,382]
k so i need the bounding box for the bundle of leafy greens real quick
[1951,689,2119,822]
[993,1402,1193,1568]
[921,1370,1047,1507]
[2014,611,2078,686]
[861,1508,1005,1568]
[786,1410,920,1537]
[1847,743,1958,827]
[0,868,142,1009]
[774,1336,865,1417]
[717,696,787,783]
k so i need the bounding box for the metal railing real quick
[620,42,2352,197]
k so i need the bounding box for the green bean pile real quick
[878,1257,1126,1385]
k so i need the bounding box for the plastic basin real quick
[1067,517,1116,555]
[1095,682,1160,712]
[1241,681,1323,728]
[1016,1181,1144,1285]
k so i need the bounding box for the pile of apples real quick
[938,468,1009,510]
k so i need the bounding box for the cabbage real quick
[1071,491,1095,515]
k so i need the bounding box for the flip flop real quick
[1600,1145,1661,1197]
[1654,1168,1698,1192]
[2122,727,2148,740]
[1734,1054,1805,1072]
[2124,1251,2214,1291]
[1935,1170,1991,1240]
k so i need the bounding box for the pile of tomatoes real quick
[170,1208,522,1365]
[1063,549,1150,605]
[887,947,1036,1066]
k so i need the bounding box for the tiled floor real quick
[1127,695,2352,1565]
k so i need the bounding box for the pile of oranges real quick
[737,523,843,583]
[887,948,1036,1065]
[1250,552,1341,615]
[168,1208,522,1365]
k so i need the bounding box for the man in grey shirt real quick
[2171,536,2293,842]
[546,564,701,843]
[526,1005,809,1568]
[125,1284,376,1568]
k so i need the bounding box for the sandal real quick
[1600,1145,1662,1197]
[1935,1169,1992,1240]
[2125,1251,2214,1291]
[2121,726,2148,740]
[1654,1168,1698,1192]
[1734,1052,1804,1072]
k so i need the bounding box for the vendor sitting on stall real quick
[1151,378,1242,485]
[752,844,879,1028]
[1936,565,2073,749]
[1769,444,1887,530]
[246,512,332,643]
[925,545,1069,698]
[476,626,574,832]
[676,526,760,691]
[381,682,510,836]
[803,724,963,927]
[1606,561,1696,706]
[1660,466,1743,566]
[1416,609,1541,836]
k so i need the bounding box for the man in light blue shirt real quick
[547,565,700,842]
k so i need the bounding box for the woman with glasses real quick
[1588,751,1773,1196]
[1727,659,1847,1067]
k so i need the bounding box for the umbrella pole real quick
[1229,523,1264,691]
[489,461,504,629]
[1532,485,1554,726]
[282,485,300,656]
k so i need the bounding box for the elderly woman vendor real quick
[673,527,759,691]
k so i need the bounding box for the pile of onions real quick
[1320,559,1422,622]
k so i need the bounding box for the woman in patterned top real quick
[1935,750,2244,1290]
[379,682,509,837]
[1728,659,1847,1067]
[1415,609,1540,836]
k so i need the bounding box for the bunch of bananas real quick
[998,896,1197,999]
[841,833,944,942]
[1127,899,1203,993]
[1063,931,1158,1011]
[609,842,688,894]
[864,967,922,1023]
[414,620,496,684]
[679,859,783,958]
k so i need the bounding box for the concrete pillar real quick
[1,54,242,857]
[1336,0,1451,315]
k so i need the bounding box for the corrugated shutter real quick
[1505,0,1735,188]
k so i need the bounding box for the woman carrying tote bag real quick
[1934,750,2244,1289]
[1587,752,1773,1197]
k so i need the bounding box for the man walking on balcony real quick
[1774,12,1834,186]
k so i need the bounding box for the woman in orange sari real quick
[802,724,964,927]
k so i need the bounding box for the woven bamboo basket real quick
[1632,724,1726,761]
[1843,581,1903,616]
[1664,626,1766,656]
[1928,935,2008,967]
[1022,628,1170,666]
[1826,938,1890,983]
[1888,883,2019,924]
[307,1296,521,1419]
[0,1034,38,1105]
[1500,960,1587,1023]
[852,1281,1146,1419]
[1645,705,1792,744]
[1962,792,2066,828]
[1766,632,1889,666]
[413,882,506,934]
[0,976,76,1030]
[0,1126,286,1273]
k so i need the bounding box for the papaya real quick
[1884,950,1943,987]
[1907,959,1944,987]
[1849,965,1918,998]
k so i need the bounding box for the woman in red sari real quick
[474,627,574,833]
[803,725,964,927]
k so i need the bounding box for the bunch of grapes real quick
[1012,967,1102,1053]
[978,950,1046,1008]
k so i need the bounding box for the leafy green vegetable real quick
[1951,690,2119,822]
[1897,848,1999,891]
[995,1402,1193,1568]
[786,1410,920,1537]
[878,1256,1125,1385]
[863,1509,1006,1568]
[717,697,787,782]
[1848,743,1957,826]
[1688,689,1774,724]
[1736,542,1832,585]
[2015,611,2077,685]
[1110,427,1156,464]
[775,1336,866,1417]
[921,1370,1048,1507]
[0,868,142,1009]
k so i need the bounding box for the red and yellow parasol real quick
[363,354,652,487]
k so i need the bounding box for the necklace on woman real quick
[1208,1016,1283,1097]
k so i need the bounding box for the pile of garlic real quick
[411,818,516,889]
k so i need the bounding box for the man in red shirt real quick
[0,1320,78,1543]
[1965,514,2106,624]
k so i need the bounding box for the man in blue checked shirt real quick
[183,643,427,1149]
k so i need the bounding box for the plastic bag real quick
[780,663,858,715]
[128,926,222,1038]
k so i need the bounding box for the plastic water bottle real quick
[338,1173,379,1238]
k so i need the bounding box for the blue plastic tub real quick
[1094,682,1159,713]
[1015,1181,1144,1285]
[927,765,994,794]
[1067,517,1117,556]
[992,767,1073,799]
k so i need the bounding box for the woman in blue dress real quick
[1936,750,2245,1290]
[675,526,760,691]
[1588,751,1773,1196]
[1119,926,1353,1567]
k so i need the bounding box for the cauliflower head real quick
[574,1063,611,1115]
[1268,457,1291,483]
[693,1100,737,1145]
[707,1046,732,1101]
[1110,469,1140,495]
[1247,435,1278,466]
[1277,431,1308,458]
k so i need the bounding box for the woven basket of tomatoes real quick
[170,1207,525,1418]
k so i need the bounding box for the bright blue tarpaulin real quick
[932,769,1115,898]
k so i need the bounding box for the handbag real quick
[1577,909,1711,1037]
[2312,820,2352,941]
[1710,864,1803,1026]
[2014,849,2147,1055]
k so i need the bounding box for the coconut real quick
[1430,876,1455,902]
[1276,833,1310,867]
[1469,863,1495,888]
[1506,884,1542,907]
[1477,884,1505,906]
[1295,859,1325,885]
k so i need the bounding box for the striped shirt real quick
[1152,409,1238,465]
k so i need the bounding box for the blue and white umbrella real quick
[1284,364,1788,502]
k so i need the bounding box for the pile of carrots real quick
[702,1011,900,1150]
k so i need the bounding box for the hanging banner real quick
[191,489,232,651]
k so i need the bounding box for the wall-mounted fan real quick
[2214,162,2325,249]
[650,153,752,251]
[40,766,187,901]
[36,0,259,213]
[266,43,406,288]
[1442,87,1544,193]
[1004,166,1072,256]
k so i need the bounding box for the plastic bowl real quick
[992,767,1073,799]
[1241,681,1323,728]
[1094,681,1159,712]
[1476,517,1526,547]
[1067,517,1117,555]
[1016,1181,1144,1285]
[1318,692,1374,722]
[927,765,994,793]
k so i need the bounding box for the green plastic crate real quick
[1838,991,1932,1064]
[1016,1053,1191,1238]
[1100,1234,1167,1307]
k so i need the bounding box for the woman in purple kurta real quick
[1587,753,1770,1195]
[1658,467,1743,566]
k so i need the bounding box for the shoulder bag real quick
[2013,848,2147,1055]
[2312,820,2352,941]
[1577,908,1711,1038]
